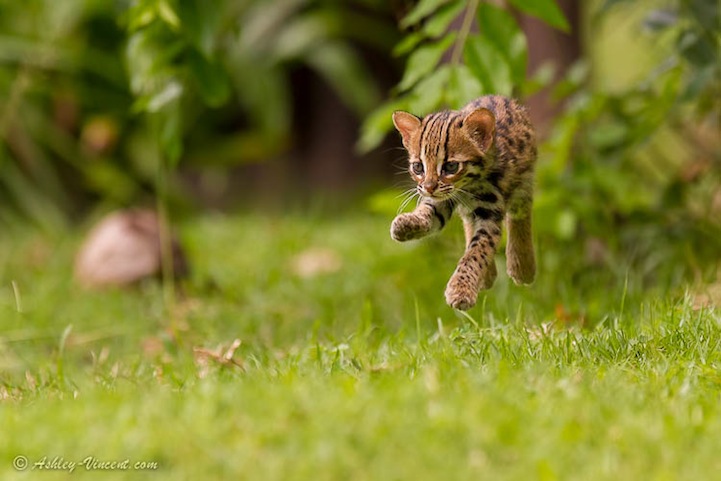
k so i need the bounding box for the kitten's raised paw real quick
[444,280,478,311]
[390,213,431,242]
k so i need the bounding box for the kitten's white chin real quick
[423,193,451,202]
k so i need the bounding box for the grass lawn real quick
[1,210,720,480]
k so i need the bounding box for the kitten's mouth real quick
[420,190,452,201]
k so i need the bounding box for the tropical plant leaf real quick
[401,0,452,29]
[230,58,290,142]
[476,3,527,86]
[159,105,183,165]
[357,98,409,153]
[448,65,483,108]
[508,0,570,32]
[175,0,226,56]
[408,65,450,114]
[157,0,181,29]
[271,11,334,61]
[144,78,184,113]
[677,30,717,66]
[463,34,512,95]
[393,33,425,57]
[423,0,464,38]
[687,0,719,33]
[187,49,231,108]
[305,42,380,115]
[397,33,456,92]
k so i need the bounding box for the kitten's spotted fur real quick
[391,95,537,310]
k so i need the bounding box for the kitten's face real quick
[392,109,496,201]
[406,147,470,200]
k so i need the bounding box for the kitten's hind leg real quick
[391,199,453,242]
[505,197,536,285]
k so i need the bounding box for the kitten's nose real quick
[422,179,438,195]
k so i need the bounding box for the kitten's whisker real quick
[451,189,475,211]
[395,187,417,199]
[397,191,419,214]
[393,180,416,189]
[397,187,421,213]
[381,147,408,155]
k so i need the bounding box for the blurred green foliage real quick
[359,0,567,151]
[536,0,721,283]
[124,0,395,165]
[0,0,130,229]
[0,0,396,230]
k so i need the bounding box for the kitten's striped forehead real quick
[418,111,461,172]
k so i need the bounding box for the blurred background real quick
[0,0,719,294]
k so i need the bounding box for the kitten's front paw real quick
[444,277,478,311]
[390,213,430,242]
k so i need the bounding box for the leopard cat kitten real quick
[391,95,537,310]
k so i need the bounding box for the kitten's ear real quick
[462,108,496,153]
[392,111,421,150]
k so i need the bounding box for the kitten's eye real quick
[442,162,460,175]
[410,162,424,175]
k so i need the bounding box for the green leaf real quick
[271,11,334,61]
[176,0,225,56]
[476,3,527,85]
[159,107,183,165]
[393,33,424,57]
[0,152,67,231]
[157,0,181,30]
[144,79,184,113]
[125,28,185,98]
[423,0,464,38]
[230,56,291,141]
[357,98,409,153]
[677,30,716,67]
[682,64,714,101]
[522,62,555,96]
[85,162,139,203]
[188,49,231,108]
[551,61,588,99]
[588,122,629,150]
[688,0,719,33]
[401,0,452,28]
[239,0,305,49]
[305,42,380,115]
[335,10,401,52]
[508,0,570,32]
[463,34,512,95]
[448,65,483,108]
[397,33,455,92]
[127,3,157,31]
[409,65,450,114]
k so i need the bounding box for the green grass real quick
[1,211,720,480]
